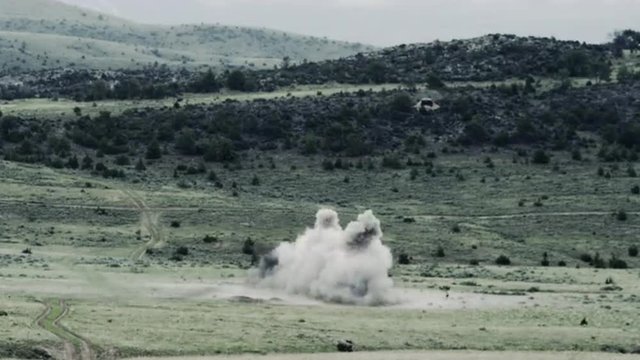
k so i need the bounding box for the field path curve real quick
[35,299,95,360]
[121,189,165,260]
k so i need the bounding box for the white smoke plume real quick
[250,209,395,305]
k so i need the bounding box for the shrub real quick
[22,248,32,255]
[381,155,404,169]
[593,253,606,268]
[435,246,445,258]
[115,155,130,166]
[146,140,162,160]
[251,175,260,186]
[322,159,335,171]
[203,235,218,244]
[532,150,550,164]
[608,256,628,269]
[496,255,511,265]
[451,224,461,233]
[632,185,640,195]
[629,245,639,257]
[175,246,189,256]
[469,259,480,266]
[242,238,255,255]
[135,158,146,171]
[170,221,181,228]
[616,210,628,221]
[541,252,550,267]
[579,253,593,263]
[398,253,411,265]
[558,260,567,267]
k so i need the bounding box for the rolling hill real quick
[0,0,374,74]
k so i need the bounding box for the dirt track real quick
[35,299,95,360]
[121,189,164,260]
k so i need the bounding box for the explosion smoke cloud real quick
[250,209,395,305]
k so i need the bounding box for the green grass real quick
[1,147,639,357]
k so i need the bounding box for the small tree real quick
[251,175,260,186]
[541,252,550,267]
[435,246,445,258]
[398,253,411,265]
[146,140,162,160]
[242,238,255,255]
[532,150,550,164]
[135,158,146,171]
[496,255,511,266]
[227,70,247,91]
[628,245,639,257]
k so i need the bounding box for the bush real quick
[496,255,511,265]
[632,185,640,195]
[608,256,628,269]
[469,259,480,266]
[541,252,550,267]
[389,93,414,113]
[242,238,255,255]
[532,150,550,164]
[381,155,404,169]
[616,210,628,221]
[251,175,261,186]
[579,253,593,263]
[451,224,461,233]
[170,220,181,228]
[435,246,445,258]
[175,246,189,256]
[558,260,567,267]
[398,253,411,265]
[203,235,218,244]
[146,140,162,160]
[593,253,606,268]
[629,245,639,257]
[322,159,335,171]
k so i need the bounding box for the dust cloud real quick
[249,209,395,305]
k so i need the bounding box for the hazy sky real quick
[58,0,640,46]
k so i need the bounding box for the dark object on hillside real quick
[0,310,8,316]
[242,238,256,255]
[175,246,189,256]
[403,217,416,223]
[170,221,181,228]
[398,253,411,265]
[496,255,511,266]
[258,253,279,278]
[580,317,588,326]
[337,339,355,352]
[203,235,218,244]
[629,245,639,257]
[22,248,32,255]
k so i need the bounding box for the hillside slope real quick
[0,0,373,73]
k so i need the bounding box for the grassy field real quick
[0,0,372,72]
[1,143,639,358]
[0,83,404,119]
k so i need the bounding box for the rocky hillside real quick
[2,80,639,175]
[0,0,373,74]
[253,34,613,89]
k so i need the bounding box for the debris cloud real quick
[250,209,394,305]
